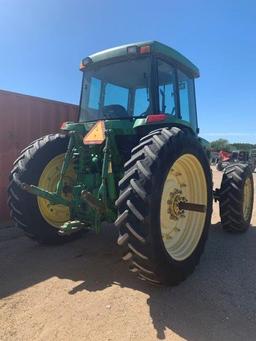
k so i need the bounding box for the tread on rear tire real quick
[115,127,212,285]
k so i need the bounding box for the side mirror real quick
[196,127,200,134]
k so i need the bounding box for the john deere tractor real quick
[8,41,254,285]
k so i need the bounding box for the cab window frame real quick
[155,56,198,131]
[78,55,155,122]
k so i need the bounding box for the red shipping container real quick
[0,90,78,222]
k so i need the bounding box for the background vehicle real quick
[8,41,254,285]
[249,149,256,172]
[217,150,251,171]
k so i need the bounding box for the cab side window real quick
[178,70,197,130]
[157,60,176,116]
[88,77,101,109]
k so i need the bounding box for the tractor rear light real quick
[80,57,92,70]
[60,122,68,129]
[140,45,151,54]
[127,46,138,54]
[146,114,167,123]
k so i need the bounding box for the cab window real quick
[178,70,197,129]
[134,88,149,116]
[157,60,176,116]
[104,83,129,109]
[79,57,151,121]
[88,77,101,109]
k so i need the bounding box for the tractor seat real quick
[102,105,128,119]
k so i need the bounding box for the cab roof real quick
[86,40,199,78]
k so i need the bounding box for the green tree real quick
[230,143,256,152]
[210,139,231,152]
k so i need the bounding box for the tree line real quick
[210,139,256,152]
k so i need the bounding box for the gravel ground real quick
[0,168,255,341]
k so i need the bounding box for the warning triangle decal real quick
[83,120,105,145]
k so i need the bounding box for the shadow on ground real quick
[1,222,256,340]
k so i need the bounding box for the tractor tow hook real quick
[58,220,86,236]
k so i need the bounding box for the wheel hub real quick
[167,189,186,220]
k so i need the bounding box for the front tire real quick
[8,134,79,244]
[115,127,212,285]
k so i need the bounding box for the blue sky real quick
[0,0,255,143]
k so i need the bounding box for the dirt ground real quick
[0,168,256,341]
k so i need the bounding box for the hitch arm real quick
[21,182,71,206]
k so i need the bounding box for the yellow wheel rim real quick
[37,154,76,228]
[243,177,253,221]
[160,154,207,261]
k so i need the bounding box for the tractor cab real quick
[79,41,199,133]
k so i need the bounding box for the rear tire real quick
[219,163,254,232]
[8,134,81,244]
[115,127,212,285]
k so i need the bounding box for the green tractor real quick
[8,41,254,285]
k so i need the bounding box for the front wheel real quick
[115,127,212,285]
